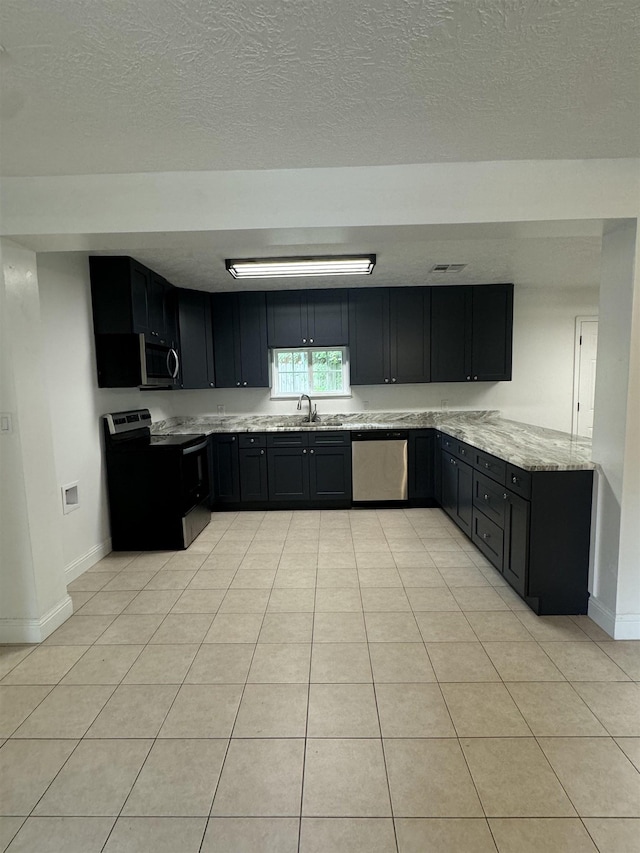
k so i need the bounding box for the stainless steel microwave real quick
[94,332,180,388]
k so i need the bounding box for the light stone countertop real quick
[152,410,594,472]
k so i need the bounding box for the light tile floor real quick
[1,508,639,852]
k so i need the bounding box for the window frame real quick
[270,346,351,400]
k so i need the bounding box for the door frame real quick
[571,315,598,437]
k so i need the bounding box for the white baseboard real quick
[0,594,73,644]
[65,538,112,583]
[588,595,640,640]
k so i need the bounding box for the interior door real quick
[575,319,598,438]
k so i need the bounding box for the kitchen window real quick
[271,347,350,399]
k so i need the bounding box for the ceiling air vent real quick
[429,263,467,274]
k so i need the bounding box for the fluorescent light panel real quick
[226,255,376,279]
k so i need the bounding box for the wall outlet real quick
[62,482,80,514]
[217,405,225,416]
[363,400,370,410]
[441,399,449,411]
[0,413,13,433]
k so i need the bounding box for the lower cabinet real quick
[211,431,351,507]
[408,430,435,501]
[209,434,240,505]
[441,450,473,537]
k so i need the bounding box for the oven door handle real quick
[182,440,209,456]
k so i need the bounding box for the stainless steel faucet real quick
[297,394,318,422]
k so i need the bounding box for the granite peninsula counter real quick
[152,410,594,473]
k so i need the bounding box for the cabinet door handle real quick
[309,338,314,344]
[483,494,489,500]
[503,493,509,500]
[392,377,397,382]
[450,458,456,465]
[512,475,519,484]
[384,378,389,383]
[302,449,307,454]
[243,381,248,386]
[209,382,214,387]
[485,462,490,469]
[483,532,490,539]
[474,375,478,380]
[236,381,241,386]
[231,436,236,442]
[260,449,265,455]
[309,449,315,454]
[466,375,471,380]
[302,338,307,343]
[250,438,255,443]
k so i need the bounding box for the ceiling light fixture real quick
[225,254,376,279]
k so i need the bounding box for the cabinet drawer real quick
[474,450,506,485]
[506,464,532,499]
[308,431,350,447]
[238,433,267,448]
[441,433,456,454]
[455,440,474,463]
[473,472,507,528]
[472,510,504,571]
[267,432,309,448]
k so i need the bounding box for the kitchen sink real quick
[298,420,343,427]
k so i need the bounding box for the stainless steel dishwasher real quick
[351,430,409,502]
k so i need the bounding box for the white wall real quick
[0,240,71,641]
[156,285,599,434]
[37,253,173,581]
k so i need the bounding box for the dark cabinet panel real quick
[239,447,269,502]
[267,289,349,348]
[348,288,390,385]
[430,286,468,382]
[210,434,240,504]
[309,446,352,500]
[471,284,513,381]
[472,509,504,570]
[307,289,349,346]
[212,292,268,388]
[389,288,431,383]
[266,291,307,348]
[268,448,310,501]
[408,430,435,500]
[431,284,513,383]
[90,256,176,344]
[177,289,215,389]
[433,432,443,504]
[503,490,529,597]
[441,450,472,536]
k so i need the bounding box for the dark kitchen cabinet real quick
[309,446,352,500]
[441,450,473,536]
[209,434,240,505]
[408,430,435,501]
[212,292,268,388]
[430,284,513,382]
[267,447,310,502]
[349,287,430,385]
[177,288,215,389]
[239,447,269,502]
[90,256,177,345]
[266,289,349,348]
[433,432,443,504]
[502,490,529,597]
[389,288,431,383]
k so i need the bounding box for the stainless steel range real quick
[103,409,210,550]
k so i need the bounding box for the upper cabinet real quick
[266,289,349,348]
[212,291,269,388]
[431,284,513,382]
[177,288,215,389]
[349,287,431,385]
[89,256,177,345]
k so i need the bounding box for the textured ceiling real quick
[0,0,638,176]
[87,226,602,292]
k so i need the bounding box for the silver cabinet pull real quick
[260,449,265,455]
[243,381,248,386]
[302,338,307,343]
[392,377,397,382]
[466,375,471,380]
[310,338,314,343]
[474,375,478,380]
[485,462,490,469]
[384,378,389,383]
[236,381,241,386]
[209,382,214,387]
[231,436,236,441]
[483,532,490,539]
[483,494,489,500]
[302,449,307,454]
[310,449,315,454]
[503,493,509,500]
